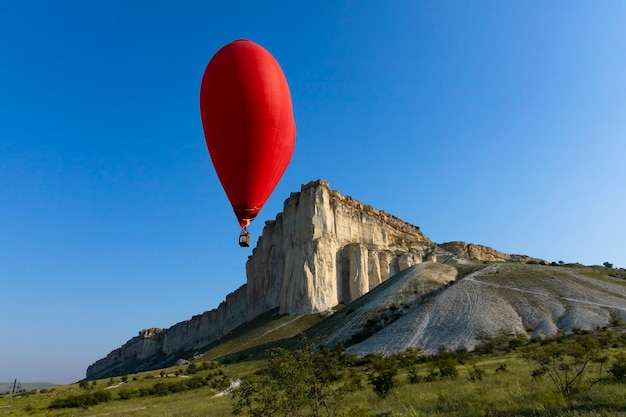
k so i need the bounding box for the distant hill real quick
[87,179,626,380]
[0,382,58,394]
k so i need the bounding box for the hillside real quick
[0,382,57,394]
[4,264,626,416]
[86,180,625,380]
[307,262,626,355]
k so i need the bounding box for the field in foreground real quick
[4,263,626,416]
[2,326,626,417]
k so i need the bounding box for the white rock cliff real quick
[87,180,440,378]
[86,180,526,379]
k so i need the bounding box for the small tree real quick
[232,345,351,417]
[523,339,602,399]
[609,352,626,382]
[603,261,614,269]
[407,366,423,383]
[367,354,398,398]
[436,357,459,379]
[187,363,198,374]
[466,360,485,381]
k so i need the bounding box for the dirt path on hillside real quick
[346,264,626,357]
[466,265,626,311]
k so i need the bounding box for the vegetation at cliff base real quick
[2,327,626,417]
[4,262,626,416]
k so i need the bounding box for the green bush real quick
[407,366,423,383]
[466,360,485,381]
[232,345,360,416]
[367,355,398,398]
[609,352,626,382]
[437,357,459,379]
[117,387,136,400]
[49,390,112,409]
[187,363,198,374]
[523,339,602,398]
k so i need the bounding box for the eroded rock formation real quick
[439,241,544,264]
[86,179,534,379]
[246,179,435,316]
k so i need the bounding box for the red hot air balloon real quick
[200,39,296,247]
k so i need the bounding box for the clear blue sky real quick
[1,1,625,384]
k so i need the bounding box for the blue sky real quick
[1,1,625,384]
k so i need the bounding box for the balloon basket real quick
[238,229,251,247]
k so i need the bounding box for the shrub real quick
[368,368,397,399]
[152,382,170,396]
[495,363,508,373]
[49,390,112,409]
[437,357,459,379]
[118,388,136,400]
[202,361,218,370]
[407,366,423,383]
[396,347,423,367]
[364,355,399,398]
[467,361,485,381]
[232,345,354,416]
[523,339,603,398]
[345,369,363,392]
[609,352,626,382]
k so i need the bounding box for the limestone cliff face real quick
[246,180,433,315]
[86,180,534,379]
[439,241,543,263]
[87,180,437,379]
[87,285,248,379]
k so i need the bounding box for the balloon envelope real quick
[200,39,296,227]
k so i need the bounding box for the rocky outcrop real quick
[87,285,249,379]
[439,241,544,264]
[86,180,537,379]
[246,179,434,316]
[88,180,438,379]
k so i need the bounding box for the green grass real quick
[450,262,490,280]
[197,308,324,364]
[3,262,625,416]
[3,334,626,417]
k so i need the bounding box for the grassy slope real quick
[2,263,625,417]
[3,341,626,417]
